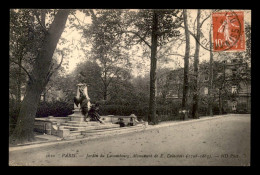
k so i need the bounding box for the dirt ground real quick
[9,114,250,166]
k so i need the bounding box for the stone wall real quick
[34,116,70,134]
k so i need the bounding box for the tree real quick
[83,10,132,101]
[131,74,150,106]
[181,9,190,112]
[213,58,250,114]
[208,27,214,116]
[191,9,201,119]
[40,52,67,102]
[10,9,70,144]
[9,9,45,107]
[122,9,183,124]
[73,60,103,102]
[148,10,159,124]
[9,9,50,132]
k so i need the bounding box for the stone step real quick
[61,123,90,127]
[62,123,119,130]
[63,124,145,139]
[63,132,82,140]
[82,124,120,131]
[62,123,120,132]
[61,122,116,127]
[66,121,84,123]
[82,125,133,133]
[82,124,144,136]
[66,121,102,126]
[69,131,82,136]
[76,135,84,139]
[63,126,86,131]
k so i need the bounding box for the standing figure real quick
[218,13,239,46]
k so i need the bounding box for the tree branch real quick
[89,9,97,22]
[200,14,211,29]
[100,76,106,85]
[180,25,197,41]
[107,68,121,87]
[72,13,82,26]
[34,12,48,33]
[120,30,151,49]
[40,10,46,28]
[46,52,65,81]
[10,60,33,81]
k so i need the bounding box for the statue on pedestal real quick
[72,83,103,123]
[73,83,91,121]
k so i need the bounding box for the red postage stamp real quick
[212,11,245,52]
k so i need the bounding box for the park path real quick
[9,114,250,166]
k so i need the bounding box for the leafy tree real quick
[82,10,132,101]
[208,27,214,116]
[10,9,70,144]
[121,9,183,124]
[131,74,150,105]
[182,9,190,112]
[82,9,183,124]
[9,9,49,132]
[40,52,67,102]
[9,9,46,106]
[191,9,201,119]
[72,60,103,102]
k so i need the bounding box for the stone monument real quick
[69,83,91,122]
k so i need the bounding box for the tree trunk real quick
[43,92,46,102]
[10,10,69,144]
[40,10,46,27]
[16,56,22,106]
[103,68,108,100]
[219,63,226,114]
[103,85,107,100]
[148,10,158,124]
[208,27,214,116]
[218,89,223,115]
[192,9,201,119]
[182,9,190,113]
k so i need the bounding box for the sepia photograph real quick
[9,9,251,166]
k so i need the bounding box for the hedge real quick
[36,101,74,117]
[10,99,249,124]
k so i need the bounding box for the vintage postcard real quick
[9,9,251,166]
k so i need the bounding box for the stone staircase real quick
[35,115,147,140]
[58,121,121,140]
[56,120,146,140]
[81,124,146,137]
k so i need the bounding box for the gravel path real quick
[9,114,250,166]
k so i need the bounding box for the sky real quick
[56,9,251,77]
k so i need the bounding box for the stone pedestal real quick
[69,83,91,122]
[69,109,85,122]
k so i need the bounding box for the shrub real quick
[36,101,74,117]
[99,104,149,119]
[198,104,208,116]
[236,102,250,114]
